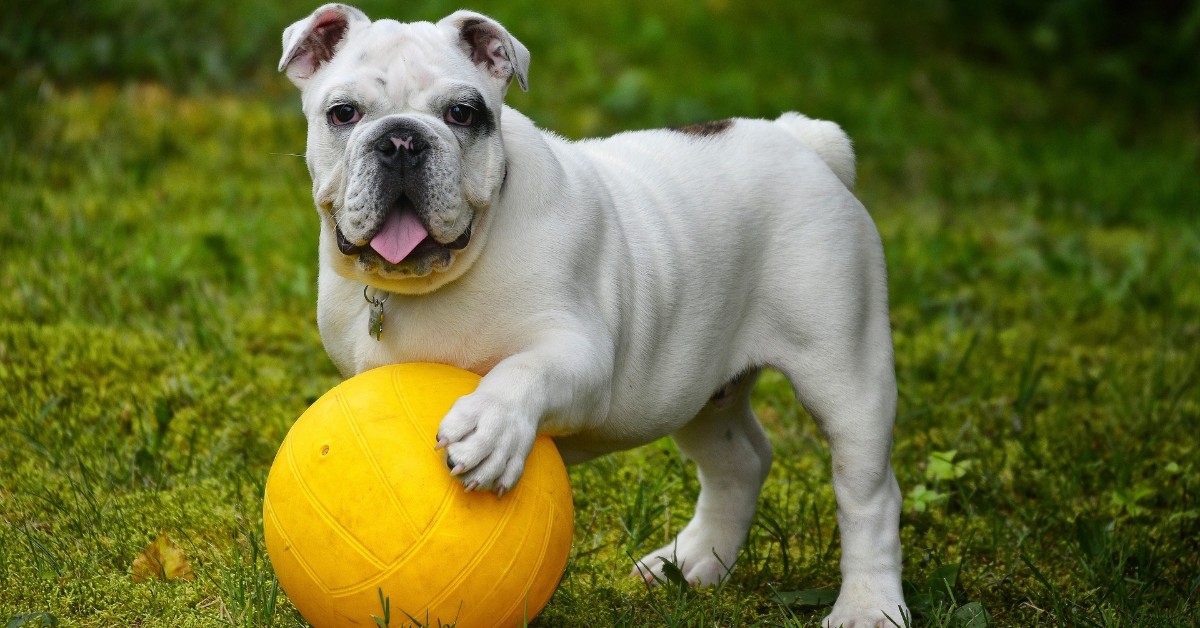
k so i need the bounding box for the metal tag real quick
[368,299,385,340]
[364,286,388,341]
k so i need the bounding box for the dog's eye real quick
[444,104,476,127]
[328,104,361,127]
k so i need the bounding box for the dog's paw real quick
[631,520,742,586]
[435,390,536,495]
[821,591,909,628]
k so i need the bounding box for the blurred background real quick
[4,0,1199,219]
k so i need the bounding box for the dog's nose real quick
[373,131,428,170]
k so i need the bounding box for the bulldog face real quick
[279,4,529,292]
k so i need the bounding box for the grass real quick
[2,0,1198,626]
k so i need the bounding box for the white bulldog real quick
[279,5,907,626]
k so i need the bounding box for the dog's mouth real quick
[335,196,471,266]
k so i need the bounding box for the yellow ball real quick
[263,363,573,627]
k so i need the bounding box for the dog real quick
[279,5,907,625]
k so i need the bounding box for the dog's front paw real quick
[631,518,743,586]
[821,586,909,628]
[435,390,536,496]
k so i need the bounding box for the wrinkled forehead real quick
[304,19,481,110]
[354,20,462,88]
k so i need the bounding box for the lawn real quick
[1,1,1198,626]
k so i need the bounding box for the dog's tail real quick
[775,112,856,190]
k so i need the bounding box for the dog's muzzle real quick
[334,202,472,261]
[332,122,472,270]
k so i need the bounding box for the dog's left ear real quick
[440,11,530,93]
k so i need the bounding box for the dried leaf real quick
[131,532,194,582]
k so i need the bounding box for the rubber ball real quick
[263,363,573,627]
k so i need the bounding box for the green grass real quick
[2,0,1198,626]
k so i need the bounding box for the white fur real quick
[282,6,907,626]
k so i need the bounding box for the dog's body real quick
[281,5,906,625]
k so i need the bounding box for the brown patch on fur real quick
[671,119,733,137]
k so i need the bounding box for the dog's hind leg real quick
[632,369,772,585]
[772,280,908,627]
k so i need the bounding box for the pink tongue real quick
[370,211,429,264]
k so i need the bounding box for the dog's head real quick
[280,4,529,293]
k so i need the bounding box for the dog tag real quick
[368,300,385,340]
[364,286,388,341]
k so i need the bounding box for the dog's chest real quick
[317,282,511,377]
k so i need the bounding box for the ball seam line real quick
[417,486,523,619]
[285,389,390,573]
[338,382,424,539]
[262,491,330,598]
[491,498,557,626]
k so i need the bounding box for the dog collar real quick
[363,286,388,341]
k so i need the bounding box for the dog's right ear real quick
[279,3,370,88]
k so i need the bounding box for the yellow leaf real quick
[131,533,194,583]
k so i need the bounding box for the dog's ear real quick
[279,3,370,88]
[439,11,530,93]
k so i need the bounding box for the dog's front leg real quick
[435,332,609,495]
